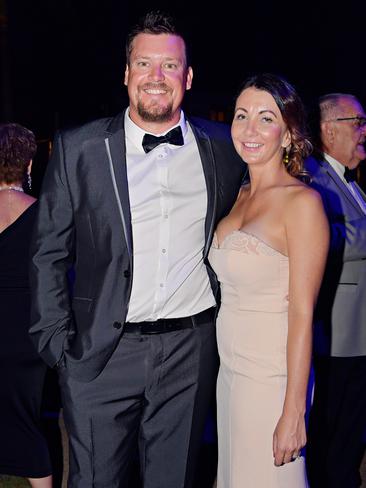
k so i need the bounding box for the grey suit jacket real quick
[305,155,366,357]
[29,110,246,381]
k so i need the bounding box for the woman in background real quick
[0,123,52,487]
[209,74,329,487]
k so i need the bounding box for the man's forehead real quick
[338,97,365,116]
[131,34,185,54]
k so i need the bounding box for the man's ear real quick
[124,65,129,87]
[321,121,335,146]
[185,67,193,91]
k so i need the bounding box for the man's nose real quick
[149,65,165,81]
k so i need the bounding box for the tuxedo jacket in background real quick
[29,110,245,381]
[305,156,366,357]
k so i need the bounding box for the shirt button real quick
[160,283,164,288]
[162,248,166,253]
[113,321,122,329]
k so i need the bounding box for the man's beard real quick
[136,83,174,123]
[137,99,173,123]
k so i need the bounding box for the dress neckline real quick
[0,202,36,237]
[214,229,288,258]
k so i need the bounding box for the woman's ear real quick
[281,129,292,149]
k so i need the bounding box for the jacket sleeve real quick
[330,217,366,262]
[29,132,75,367]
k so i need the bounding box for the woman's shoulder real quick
[0,195,37,232]
[264,177,318,203]
[282,182,325,225]
[283,181,322,204]
[9,193,37,214]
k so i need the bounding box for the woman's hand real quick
[272,411,306,466]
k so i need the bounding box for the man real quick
[305,93,366,487]
[29,11,245,488]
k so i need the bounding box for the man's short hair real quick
[319,93,358,122]
[308,93,359,152]
[125,10,190,67]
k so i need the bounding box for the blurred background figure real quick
[305,94,366,488]
[0,123,52,488]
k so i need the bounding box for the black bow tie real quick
[344,167,357,183]
[142,126,184,153]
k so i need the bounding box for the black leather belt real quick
[124,307,216,335]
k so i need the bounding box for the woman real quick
[209,74,329,487]
[0,123,52,487]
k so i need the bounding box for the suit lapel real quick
[104,111,133,262]
[320,159,364,215]
[189,120,217,258]
[355,181,366,202]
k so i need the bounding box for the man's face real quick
[124,33,193,131]
[324,97,366,168]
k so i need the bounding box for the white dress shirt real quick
[324,153,366,214]
[124,110,215,322]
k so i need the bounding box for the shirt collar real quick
[324,153,349,183]
[124,110,188,152]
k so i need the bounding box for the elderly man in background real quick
[305,93,366,488]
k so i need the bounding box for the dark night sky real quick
[4,0,366,137]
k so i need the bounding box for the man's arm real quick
[29,132,75,367]
[330,217,366,262]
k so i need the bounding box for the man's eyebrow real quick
[133,55,181,61]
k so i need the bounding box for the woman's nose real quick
[242,119,258,136]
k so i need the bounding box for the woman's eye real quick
[262,116,273,123]
[235,113,246,120]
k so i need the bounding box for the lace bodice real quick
[212,230,284,257]
[209,230,289,313]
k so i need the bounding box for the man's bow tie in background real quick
[142,126,184,153]
[344,167,357,183]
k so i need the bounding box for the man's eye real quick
[137,61,149,67]
[164,63,177,69]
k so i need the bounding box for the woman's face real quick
[231,87,291,167]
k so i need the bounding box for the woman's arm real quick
[273,187,329,466]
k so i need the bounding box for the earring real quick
[27,173,32,190]
[283,148,290,165]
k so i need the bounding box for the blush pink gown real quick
[209,230,308,488]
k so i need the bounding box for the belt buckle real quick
[143,320,160,335]
[164,320,175,332]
